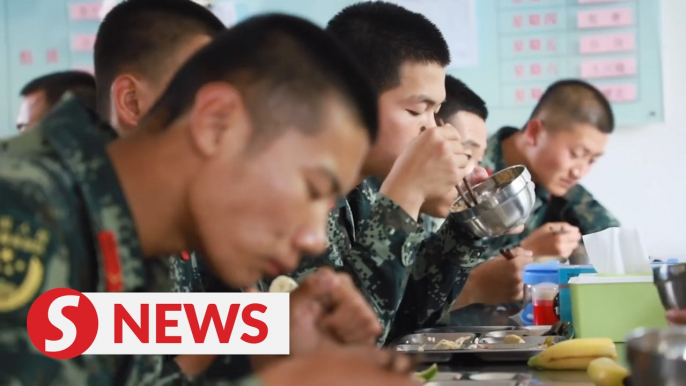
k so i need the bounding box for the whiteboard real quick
[0,0,663,138]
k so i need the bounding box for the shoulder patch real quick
[0,216,48,312]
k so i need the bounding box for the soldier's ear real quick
[188,82,253,159]
[523,119,543,147]
[110,74,145,136]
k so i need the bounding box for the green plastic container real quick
[569,274,668,342]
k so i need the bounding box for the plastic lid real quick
[523,262,561,285]
[568,274,653,284]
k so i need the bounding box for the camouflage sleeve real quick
[479,233,521,261]
[0,176,122,385]
[123,355,262,386]
[286,194,425,343]
[386,214,489,343]
[564,186,620,234]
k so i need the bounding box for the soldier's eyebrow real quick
[462,139,481,149]
[314,166,343,198]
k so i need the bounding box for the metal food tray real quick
[422,371,532,386]
[483,328,547,338]
[417,326,516,334]
[396,332,476,347]
[394,331,567,363]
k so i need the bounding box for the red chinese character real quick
[531,88,543,100]
[530,38,541,51]
[588,14,598,25]
[544,13,558,25]
[614,37,624,48]
[530,63,542,75]
[514,15,524,28]
[615,62,626,75]
[590,39,600,50]
[514,40,524,53]
[19,50,33,65]
[547,63,559,75]
[546,38,557,52]
[529,14,541,26]
[88,3,101,19]
[46,49,58,64]
[612,12,622,22]
[600,87,612,100]
[615,86,624,100]
[516,89,526,102]
[592,64,602,77]
[515,64,525,78]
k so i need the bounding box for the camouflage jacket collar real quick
[43,99,146,292]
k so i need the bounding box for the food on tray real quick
[415,363,439,383]
[451,204,468,212]
[528,338,617,370]
[502,335,526,344]
[587,357,630,386]
[433,336,471,349]
[269,275,299,293]
[542,336,555,348]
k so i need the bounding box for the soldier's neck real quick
[501,132,532,174]
[106,129,194,259]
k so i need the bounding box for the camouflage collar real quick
[42,100,146,292]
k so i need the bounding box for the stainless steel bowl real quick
[653,263,686,310]
[627,327,686,386]
[450,165,535,238]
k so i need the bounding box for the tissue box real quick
[569,274,668,342]
[560,262,676,324]
[558,265,596,323]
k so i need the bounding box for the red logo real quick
[27,288,98,359]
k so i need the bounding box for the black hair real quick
[326,1,450,92]
[528,79,615,134]
[144,13,378,144]
[94,0,225,118]
[20,71,96,111]
[436,75,488,122]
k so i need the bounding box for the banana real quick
[587,357,630,386]
[269,275,299,293]
[528,338,617,370]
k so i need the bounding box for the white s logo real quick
[45,295,80,352]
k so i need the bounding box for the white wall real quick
[581,0,685,259]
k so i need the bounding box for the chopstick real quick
[463,177,479,206]
[435,117,479,208]
[456,183,474,208]
[500,248,516,260]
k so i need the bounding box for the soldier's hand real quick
[258,346,421,386]
[290,268,381,353]
[420,166,490,218]
[380,123,471,220]
[453,248,534,310]
[666,309,686,326]
[521,222,581,258]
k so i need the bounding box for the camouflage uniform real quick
[0,93,118,158]
[480,127,620,258]
[0,99,262,386]
[274,178,489,344]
